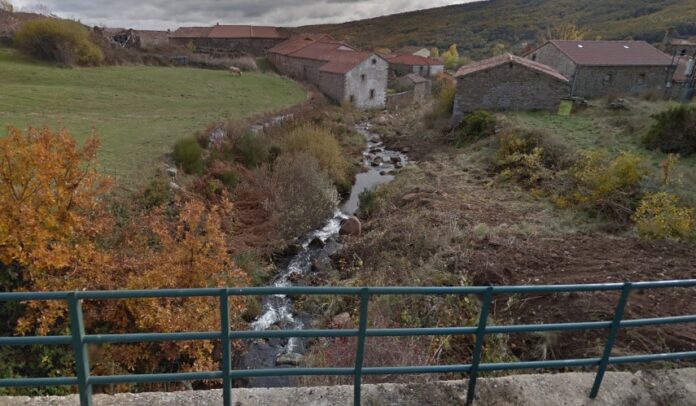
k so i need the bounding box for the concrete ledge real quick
[2,368,695,406]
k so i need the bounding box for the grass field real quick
[0,48,306,187]
[507,99,696,201]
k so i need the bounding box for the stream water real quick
[241,123,408,387]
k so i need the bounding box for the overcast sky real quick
[12,1,472,30]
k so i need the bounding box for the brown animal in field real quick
[229,66,242,76]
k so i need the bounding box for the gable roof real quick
[268,33,337,56]
[386,54,443,66]
[171,26,212,39]
[172,25,285,39]
[456,53,569,82]
[319,52,375,74]
[545,40,674,66]
[207,25,284,39]
[394,46,429,55]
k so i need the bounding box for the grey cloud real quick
[14,0,467,29]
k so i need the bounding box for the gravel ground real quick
[2,368,695,406]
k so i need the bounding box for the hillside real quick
[301,0,696,57]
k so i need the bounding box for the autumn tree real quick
[430,47,440,58]
[0,127,112,290]
[441,44,460,69]
[90,198,250,375]
[544,23,589,41]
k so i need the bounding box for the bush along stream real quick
[241,123,408,387]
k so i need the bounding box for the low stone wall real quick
[4,368,695,406]
[386,90,416,108]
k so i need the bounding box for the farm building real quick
[527,40,675,99]
[393,46,431,58]
[268,34,388,109]
[170,25,287,55]
[387,54,444,77]
[108,29,170,50]
[452,53,570,123]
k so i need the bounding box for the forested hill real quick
[300,0,696,57]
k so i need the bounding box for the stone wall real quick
[572,65,672,99]
[529,43,577,78]
[453,62,570,123]
[170,37,284,56]
[318,71,346,103]
[344,55,389,109]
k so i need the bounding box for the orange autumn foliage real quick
[92,198,250,373]
[0,127,112,274]
[0,127,250,377]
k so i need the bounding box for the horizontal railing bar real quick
[0,377,78,387]
[6,314,696,346]
[0,336,72,346]
[229,368,355,378]
[478,358,601,371]
[88,371,223,385]
[1,280,695,302]
[609,351,696,364]
[83,332,221,344]
[7,351,695,387]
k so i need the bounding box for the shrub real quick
[454,110,496,147]
[215,169,240,188]
[425,73,456,125]
[265,152,338,241]
[281,123,349,187]
[643,105,696,156]
[234,132,269,168]
[561,151,648,221]
[358,189,378,218]
[633,192,695,239]
[14,19,104,66]
[141,177,171,208]
[173,136,203,174]
[496,128,570,186]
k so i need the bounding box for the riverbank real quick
[4,368,694,405]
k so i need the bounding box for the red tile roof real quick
[386,54,443,66]
[319,51,373,74]
[547,40,674,66]
[172,25,285,39]
[171,26,213,38]
[268,34,337,56]
[207,25,285,39]
[455,53,569,82]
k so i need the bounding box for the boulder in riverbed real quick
[276,352,304,366]
[339,216,362,236]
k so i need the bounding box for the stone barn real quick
[527,40,675,99]
[387,54,444,77]
[268,34,388,109]
[170,25,287,56]
[452,53,570,123]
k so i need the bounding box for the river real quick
[240,123,408,387]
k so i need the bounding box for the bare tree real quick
[0,0,14,13]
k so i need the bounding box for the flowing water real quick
[241,123,408,387]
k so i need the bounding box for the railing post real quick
[68,293,93,406]
[590,282,632,399]
[353,288,370,406]
[220,289,232,406]
[466,286,494,406]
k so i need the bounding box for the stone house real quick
[452,53,570,123]
[393,46,431,58]
[527,40,675,99]
[170,25,287,56]
[268,34,388,109]
[386,54,444,77]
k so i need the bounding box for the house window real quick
[532,54,537,61]
[361,74,366,82]
[369,89,375,99]
[372,58,377,65]
[637,73,646,85]
[603,72,614,85]
[349,95,355,103]
[419,66,424,73]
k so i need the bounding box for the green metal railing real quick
[1,280,696,405]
